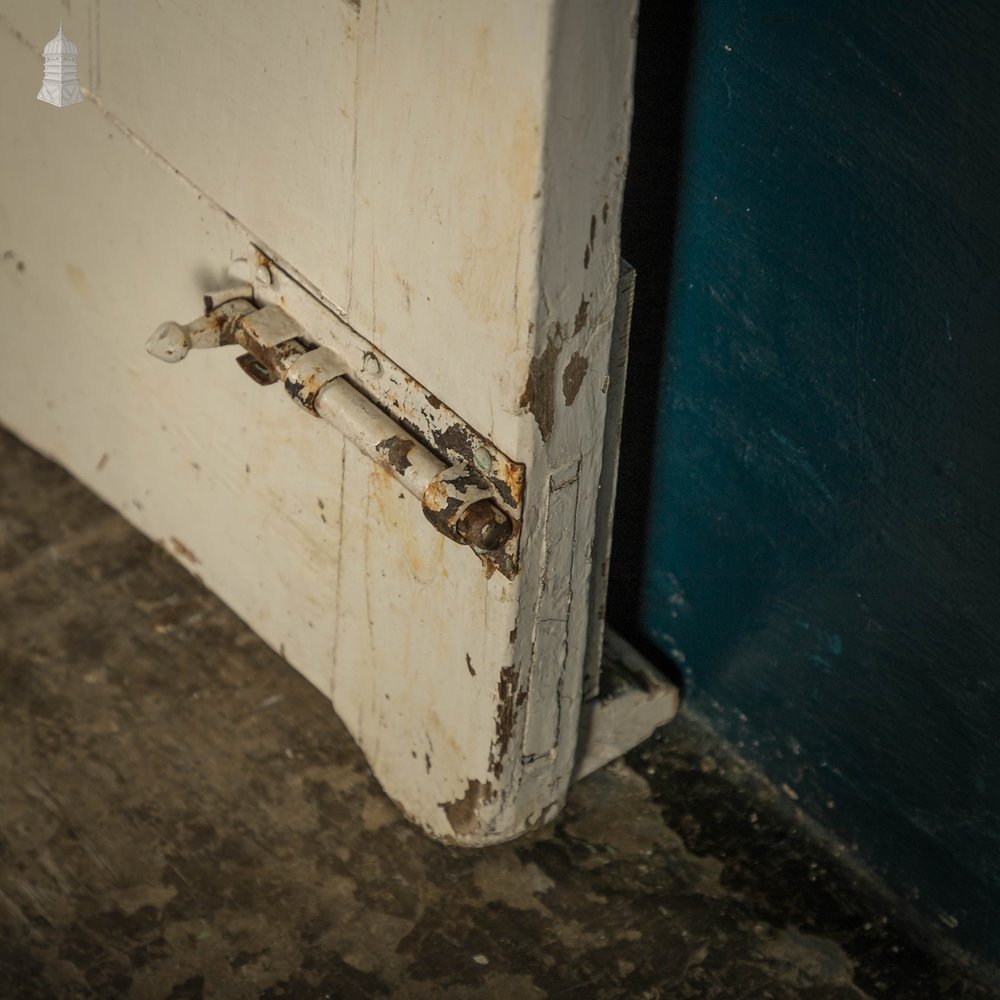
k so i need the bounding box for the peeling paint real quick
[441,779,493,836]
[489,664,527,778]
[519,325,562,442]
[562,352,589,406]
[375,435,414,475]
[520,297,591,438]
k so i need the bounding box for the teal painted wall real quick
[621,0,1000,963]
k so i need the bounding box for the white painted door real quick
[0,1,674,844]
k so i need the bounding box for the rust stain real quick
[169,537,201,566]
[371,465,441,585]
[375,435,414,475]
[422,479,449,513]
[441,779,493,836]
[574,295,590,335]
[430,423,522,509]
[488,664,527,779]
[466,654,476,678]
[502,464,525,509]
[65,264,93,305]
[562,352,589,407]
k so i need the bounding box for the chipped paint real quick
[442,779,494,836]
[375,435,414,476]
[169,537,200,565]
[520,293,592,439]
[519,324,563,442]
[562,352,589,406]
[489,664,527,778]
[421,465,513,554]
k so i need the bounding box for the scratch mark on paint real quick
[168,537,200,565]
[768,430,837,506]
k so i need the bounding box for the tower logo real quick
[37,21,83,108]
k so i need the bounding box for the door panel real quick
[99,0,359,307]
[0,1,658,844]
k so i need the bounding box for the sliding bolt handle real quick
[146,287,518,563]
[146,296,256,364]
[147,321,191,363]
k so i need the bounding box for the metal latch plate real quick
[228,248,525,579]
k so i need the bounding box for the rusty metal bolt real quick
[455,500,513,551]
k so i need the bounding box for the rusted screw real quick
[455,500,513,551]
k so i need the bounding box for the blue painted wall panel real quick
[638,0,1000,961]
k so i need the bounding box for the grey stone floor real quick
[0,427,996,1000]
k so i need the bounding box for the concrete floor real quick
[0,427,996,1000]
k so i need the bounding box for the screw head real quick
[473,446,493,473]
[362,352,382,377]
[255,264,272,287]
